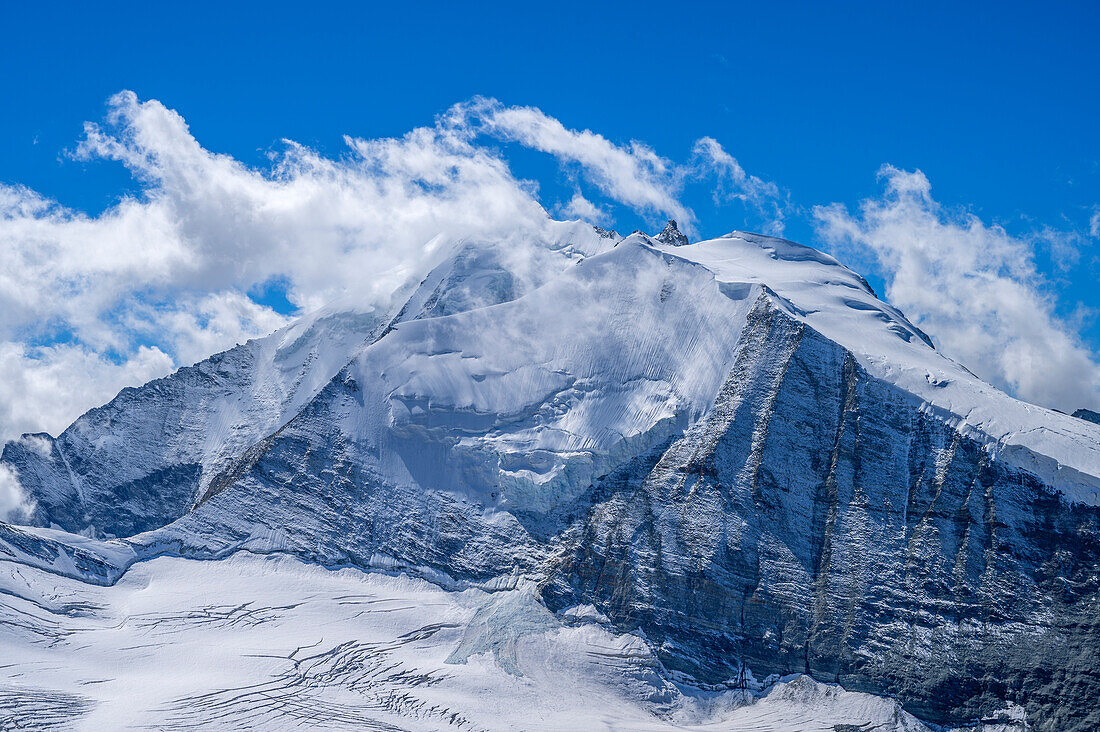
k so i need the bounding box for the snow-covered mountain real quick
[0,219,615,538]
[2,221,1097,730]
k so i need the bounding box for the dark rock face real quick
[542,303,1100,730]
[138,299,1100,730]
[655,220,689,247]
[1074,408,1100,426]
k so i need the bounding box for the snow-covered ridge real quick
[0,219,620,535]
[656,230,1100,504]
[337,233,762,512]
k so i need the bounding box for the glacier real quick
[1,220,1098,730]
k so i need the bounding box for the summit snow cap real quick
[655,220,689,247]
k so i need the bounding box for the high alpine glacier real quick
[2,220,1098,731]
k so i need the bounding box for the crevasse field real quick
[3,551,999,731]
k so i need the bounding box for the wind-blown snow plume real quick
[814,165,1100,412]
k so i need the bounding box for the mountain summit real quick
[2,224,1098,730]
[655,219,689,246]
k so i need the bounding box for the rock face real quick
[1074,408,1100,426]
[546,299,1100,730]
[655,219,690,247]
[0,306,385,536]
[3,225,1099,730]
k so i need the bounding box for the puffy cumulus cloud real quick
[72,91,551,314]
[692,137,787,235]
[558,192,612,227]
[814,165,1100,412]
[0,463,34,523]
[122,291,292,368]
[0,91,784,443]
[0,341,174,441]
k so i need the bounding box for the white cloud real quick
[558,192,612,226]
[19,434,53,458]
[1090,207,1099,238]
[4,93,789,442]
[692,137,787,235]
[0,94,564,442]
[123,291,292,368]
[2,93,1091,442]
[0,463,34,523]
[0,341,174,440]
[814,165,1100,412]
[452,98,696,233]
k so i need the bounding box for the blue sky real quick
[0,1,1098,435]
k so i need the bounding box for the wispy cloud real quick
[692,137,787,235]
[450,98,789,238]
[814,165,1100,412]
[451,98,696,231]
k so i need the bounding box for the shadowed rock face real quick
[130,298,1100,730]
[1075,408,1100,426]
[543,301,1100,730]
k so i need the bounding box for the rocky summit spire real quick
[655,219,689,247]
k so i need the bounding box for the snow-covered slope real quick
[0,304,385,537]
[1,221,1096,730]
[0,219,618,537]
[662,232,1100,504]
[1,550,1015,731]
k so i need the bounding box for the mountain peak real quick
[1074,408,1100,426]
[654,219,688,247]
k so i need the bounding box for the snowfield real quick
[1,550,1000,731]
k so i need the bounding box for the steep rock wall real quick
[543,300,1100,730]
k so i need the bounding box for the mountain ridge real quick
[2,220,1098,729]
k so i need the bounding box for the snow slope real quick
[660,232,1100,505]
[0,219,619,537]
[1,550,1005,731]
